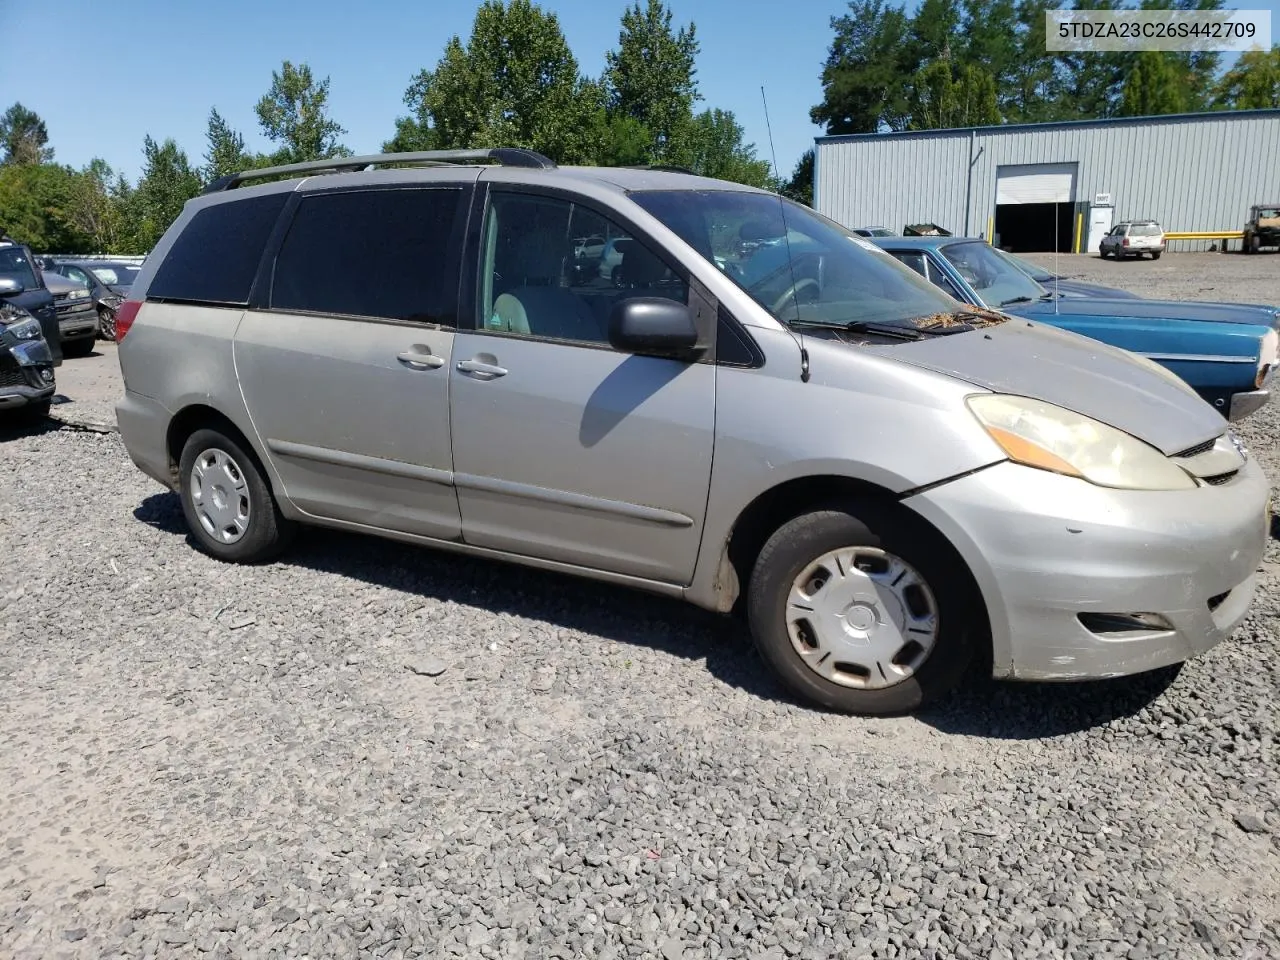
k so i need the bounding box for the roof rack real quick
[202,147,557,194]
[623,164,698,175]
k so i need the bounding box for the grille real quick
[0,367,27,389]
[1207,590,1230,611]
[1175,438,1216,458]
[51,291,69,302]
[1202,472,1237,486]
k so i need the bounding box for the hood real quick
[884,320,1226,455]
[41,272,88,297]
[1046,279,1141,299]
[1013,296,1278,327]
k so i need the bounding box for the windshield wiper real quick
[789,318,926,341]
[999,296,1035,306]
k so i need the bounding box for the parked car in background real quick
[872,235,1278,420]
[1243,203,1280,254]
[1099,220,1166,259]
[40,258,139,341]
[0,237,61,365]
[1001,250,1140,299]
[851,226,896,237]
[40,272,98,357]
[115,148,1268,717]
[0,278,56,421]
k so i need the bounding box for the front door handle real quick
[456,358,508,378]
[397,349,445,369]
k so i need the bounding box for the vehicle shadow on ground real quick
[134,490,1187,736]
[131,491,784,704]
[0,416,62,442]
[916,663,1182,740]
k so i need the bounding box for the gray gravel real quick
[3,256,1279,958]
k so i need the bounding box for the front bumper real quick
[57,303,99,341]
[1230,388,1270,420]
[904,459,1270,680]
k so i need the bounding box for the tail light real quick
[1122,236,1129,246]
[114,300,142,341]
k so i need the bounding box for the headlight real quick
[72,287,89,300]
[3,317,44,341]
[967,394,1197,491]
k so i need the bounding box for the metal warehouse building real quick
[813,108,1280,254]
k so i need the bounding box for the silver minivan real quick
[113,149,1270,715]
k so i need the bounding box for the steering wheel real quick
[772,277,820,316]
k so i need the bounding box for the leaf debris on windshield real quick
[914,305,1009,329]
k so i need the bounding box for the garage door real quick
[995,163,1077,204]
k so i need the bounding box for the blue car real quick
[870,236,1279,421]
[998,251,1140,299]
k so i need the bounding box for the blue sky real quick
[2,0,1274,185]
[0,0,837,183]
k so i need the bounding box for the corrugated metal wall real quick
[814,111,1280,251]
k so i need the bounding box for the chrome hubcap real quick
[190,448,251,544]
[786,547,938,690]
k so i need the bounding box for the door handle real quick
[456,358,508,378]
[397,350,445,369]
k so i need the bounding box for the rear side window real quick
[270,188,463,325]
[147,192,288,305]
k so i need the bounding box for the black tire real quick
[1150,251,1161,260]
[746,500,981,715]
[62,336,94,358]
[98,306,117,341]
[177,427,295,563]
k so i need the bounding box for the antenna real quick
[761,84,811,383]
[1054,203,1061,313]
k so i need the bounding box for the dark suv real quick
[0,238,61,364]
[0,278,57,420]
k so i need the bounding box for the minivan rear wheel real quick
[747,502,977,715]
[178,428,294,563]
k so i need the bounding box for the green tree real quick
[254,61,348,164]
[671,109,775,188]
[591,112,654,166]
[399,0,602,164]
[781,148,815,207]
[811,0,916,133]
[125,135,202,252]
[1214,45,1280,108]
[63,160,125,252]
[0,162,82,250]
[603,0,700,161]
[1007,0,1067,123]
[0,103,54,166]
[381,116,434,153]
[1120,51,1188,115]
[203,108,255,181]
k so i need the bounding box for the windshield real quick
[0,246,38,290]
[936,241,1048,306]
[1003,251,1054,282]
[89,264,140,286]
[1130,223,1162,236]
[630,190,958,329]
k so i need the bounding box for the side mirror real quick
[0,277,24,297]
[608,297,703,360]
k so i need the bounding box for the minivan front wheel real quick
[178,428,294,563]
[747,503,976,715]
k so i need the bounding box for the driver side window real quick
[478,193,688,346]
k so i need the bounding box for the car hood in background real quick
[1012,296,1278,328]
[1041,278,1141,299]
[883,320,1226,455]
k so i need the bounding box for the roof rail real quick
[624,164,698,175]
[202,147,557,194]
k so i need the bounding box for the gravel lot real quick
[3,254,1279,959]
